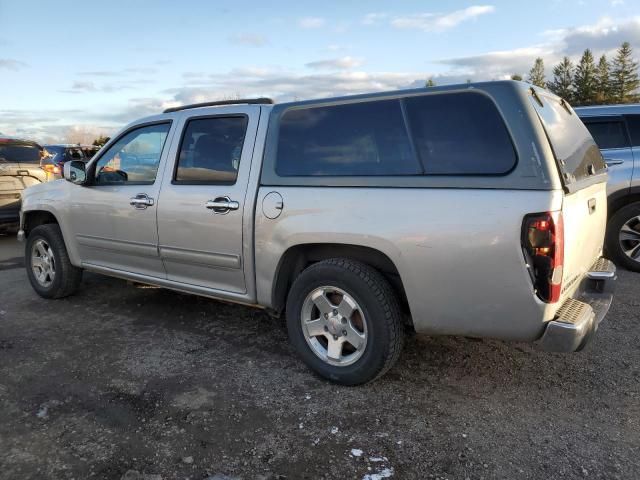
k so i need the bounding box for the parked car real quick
[18,81,616,384]
[575,105,640,272]
[80,145,101,160]
[41,144,97,181]
[0,137,47,232]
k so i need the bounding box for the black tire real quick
[25,224,83,299]
[605,202,640,272]
[286,258,404,385]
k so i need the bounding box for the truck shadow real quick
[76,272,633,398]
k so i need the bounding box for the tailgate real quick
[0,163,26,211]
[561,182,607,299]
[528,89,608,300]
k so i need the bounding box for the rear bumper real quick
[539,257,616,352]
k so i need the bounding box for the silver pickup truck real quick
[18,81,616,385]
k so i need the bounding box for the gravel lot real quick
[0,234,638,480]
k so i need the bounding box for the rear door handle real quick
[129,193,154,209]
[588,198,596,215]
[604,158,624,166]
[205,196,239,214]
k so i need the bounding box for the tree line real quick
[523,41,639,106]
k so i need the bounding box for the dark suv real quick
[576,105,640,271]
[41,144,100,180]
[0,137,46,232]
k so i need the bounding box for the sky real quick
[1,0,639,142]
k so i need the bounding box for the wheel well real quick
[23,210,58,236]
[272,243,411,320]
[609,193,640,218]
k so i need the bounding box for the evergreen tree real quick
[510,74,523,81]
[611,41,640,103]
[594,54,611,104]
[425,78,436,87]
[573,49,597,105]
[92,135,110,147]
[528,58,546,88]
[547,56,574,102]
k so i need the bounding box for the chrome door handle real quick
[205,196,239,214]
[604,158,624,166]
[130,193,154,209]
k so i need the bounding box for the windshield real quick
[44,146,64,162]
[530,91,605,185]
[0,143,42,164]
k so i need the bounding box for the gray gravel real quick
[0,236,638,479]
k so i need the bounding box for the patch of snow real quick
[363,467,394,480]
[330,426,339,434]
[369,457,387,462]
[304,394,311,400]
[351,448,363,457]
[36,400,62,419]
[299,423,304,429]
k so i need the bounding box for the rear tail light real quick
[521,211,564,303]
[42,163,61,175]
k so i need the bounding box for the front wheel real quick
[25,224,83,299]
[286,258,404,385]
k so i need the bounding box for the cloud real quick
[435,16,640,80]
[305,56,364,70]
[0,59,28,70]
[559,16,640,55]
[78,67,158,77]
[391,5,495,32]
[93,97,180,123]
[61,78,154,94]
[0,108,114,143]
[166,67,427,104]
[298,17,325,29]
[228,33,268,47]
[439,46,554,80]
[362,13,388,25]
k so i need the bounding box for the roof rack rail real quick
[163,97,274,113]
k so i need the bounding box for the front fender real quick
[20,182,81,267]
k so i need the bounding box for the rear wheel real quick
[26,224,83,298]
[286,258,404,385]
[606,202,640,272]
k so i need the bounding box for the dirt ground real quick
[0,235,638,480]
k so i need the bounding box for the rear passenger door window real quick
[174,116,248,184]
[583,119,630,150]
[404,92,517,175]
[276,99,421,176]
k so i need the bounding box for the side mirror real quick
[63,160,87,185]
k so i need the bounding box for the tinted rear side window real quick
[583,120,630,149]
[0,143,42,164]
[276,99,421,176]
[625,115,640,147]
[404,92,517,175]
